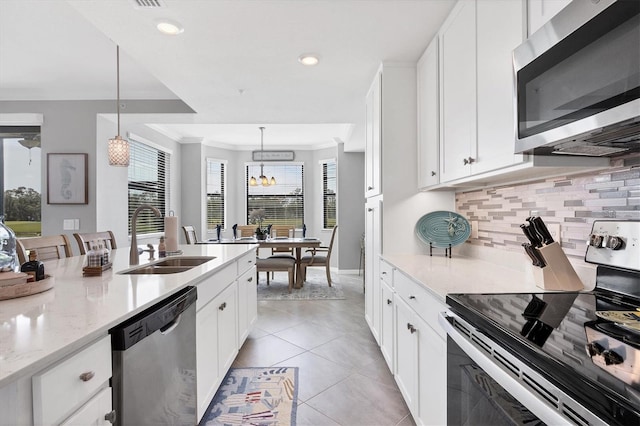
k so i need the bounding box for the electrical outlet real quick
[548,224,561,243]
[471,221,479,239]
[63,219,74,230]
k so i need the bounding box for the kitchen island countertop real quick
[0,243,257,387]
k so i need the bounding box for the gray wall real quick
[0,100,193,253]
[337,143,365,271]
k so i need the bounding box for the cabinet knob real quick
[367,208,374,212]
[407,323,417,334]
[387,299,392,305]
[463,156,476,165]
[247,276,253,282]
[367,186,373,190]
[219,302,227,311]
[431,171,436,176]
[79,371,95,382]
[381,271,386,275]
[104,410,117,424]
[409,295,416,300]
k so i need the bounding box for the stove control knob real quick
[602,349,624,366]
[587,341,605,357]
[589,234,604,248]
[605,236,624,250]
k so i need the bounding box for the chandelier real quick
[250,126,276,186]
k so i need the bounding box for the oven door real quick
[439,312,606,426]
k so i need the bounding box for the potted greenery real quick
[249,209,268,240]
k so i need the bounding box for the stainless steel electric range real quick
[440,220,640,425]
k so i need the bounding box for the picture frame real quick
[47,153,88,204]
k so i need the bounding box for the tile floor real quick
[231,271,416,426]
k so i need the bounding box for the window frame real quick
[321,158,337,230]
[206,158,226,230]
[127,136,171,237]
[245,162,304,228]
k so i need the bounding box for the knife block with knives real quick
[521,217,583,291]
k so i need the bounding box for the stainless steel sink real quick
[119,256,216,275]
[153,256,215,267]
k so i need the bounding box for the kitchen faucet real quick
[130,204,161,265]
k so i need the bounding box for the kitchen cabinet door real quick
[416,315,446,426]
[474,0,525,175]
[380,280,395,371]
[394,296,417,412]
[365,70,382,197]
[439,0,477,183]
[196,294,221,420]
[60,387,112,426]
[237,265,257,346]
[417,36,440,189]
[364,196,382,342]
[217,283,238,375]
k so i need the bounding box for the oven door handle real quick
[438,312,601,426]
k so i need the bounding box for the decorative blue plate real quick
[415,211,471,248]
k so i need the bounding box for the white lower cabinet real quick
[196,250,257,422]
[364,197,382,342]
[32,335,112,426]
[371,261,447,425]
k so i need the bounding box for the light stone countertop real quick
[382,250,597,303]
[0,243,257,387]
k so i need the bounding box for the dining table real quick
[205,237,321,288]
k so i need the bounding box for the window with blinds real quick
[322,160,337,229]
[128,139,170,235]
[206,159,225,229]
[246,163,304,227]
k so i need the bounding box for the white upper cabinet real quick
[417,36,440,189]
[528,0,572,36]
[439,0,477,183]
[474,0,526,175]
[365,71,382,198]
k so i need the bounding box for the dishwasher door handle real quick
[160,313,182,335]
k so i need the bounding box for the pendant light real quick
[250,126,276,186]
[108,45,130,167]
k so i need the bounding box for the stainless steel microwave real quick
[513,0,640,157]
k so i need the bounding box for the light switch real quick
[471,221,479,239]
[74,219,80,230]
[63,219,74,230]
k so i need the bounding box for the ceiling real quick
[0,0,456,151]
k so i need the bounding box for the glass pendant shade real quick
[270,176,276,185]
[249,176,258,186]
[108,135,130,166]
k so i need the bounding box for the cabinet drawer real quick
[197,262,236,310]
[379,260,394,286]
[60,386,112,426]
[394,272,447,339]
[33,335,111,425]
[237,250,257,275]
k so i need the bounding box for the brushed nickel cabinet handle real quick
[104,410,117,424]
[219,302,227,311]
[367,186,373,190]
[407,323,416,333]
[79,371,95,382]
[431,171,436,176]
[247,277,253,282]
[409,295,416,300]
[387,299,392,305]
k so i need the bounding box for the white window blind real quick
[246,163,304,227]
[128,139,170,235]
[206,159,225,229]
[322,160,337,229]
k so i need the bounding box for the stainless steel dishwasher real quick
[110,286,197,426]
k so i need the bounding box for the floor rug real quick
[200,367,298,426]
[257,276,345,301]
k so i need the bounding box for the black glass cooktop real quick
[447,289,640,424]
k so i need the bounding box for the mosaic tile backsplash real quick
[456,161,639,259]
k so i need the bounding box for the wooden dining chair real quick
[236,225,256,237]
[73,231,117,255]
[182,225,199,244]
[17,235,74,264]
[300,225,338,286]
[269,225,295,254]
[256,257,296,293]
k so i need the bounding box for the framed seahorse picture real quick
[47,153,88,204]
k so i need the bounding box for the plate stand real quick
[430,243,452,258]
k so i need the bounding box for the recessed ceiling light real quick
[298,54,319,66]
[156,20,184,35]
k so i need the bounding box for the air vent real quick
[130,0,166,8]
